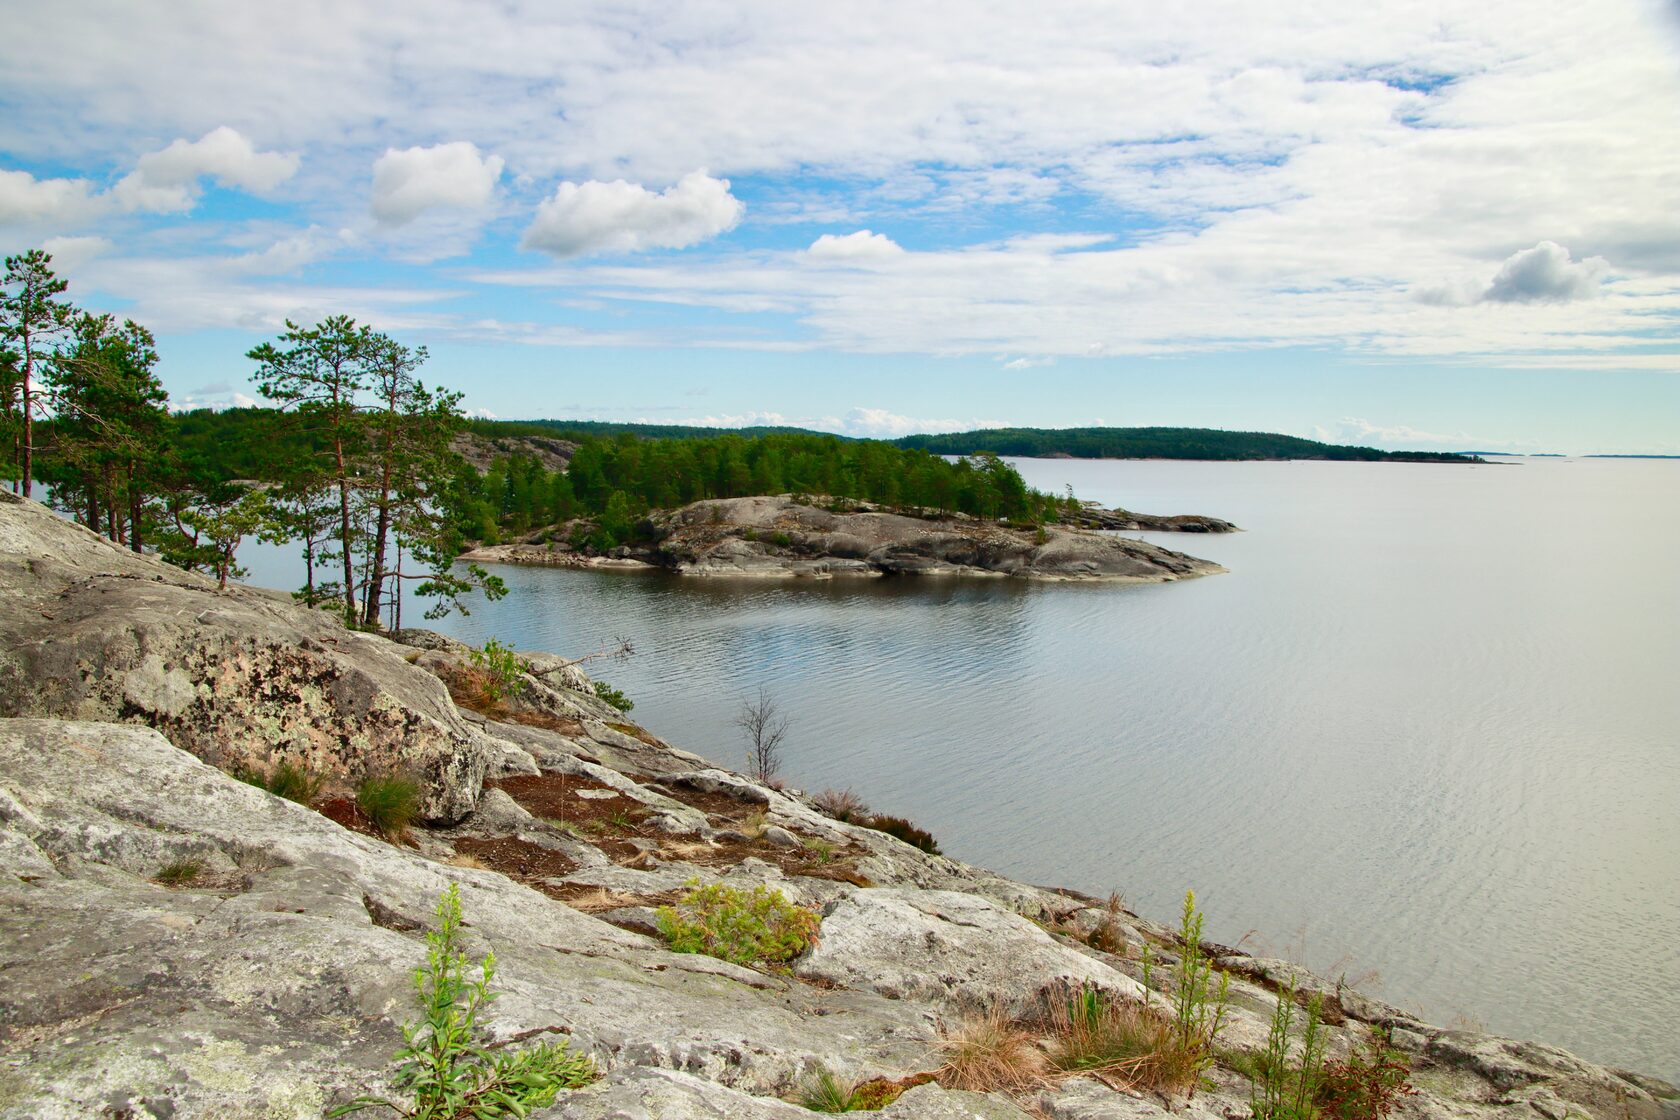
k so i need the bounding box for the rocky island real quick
[461,494,1234,581]
[2,488,1675,1120]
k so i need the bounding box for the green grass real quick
[655,880,821,967]
[234,759,325,805]
[154,859,203,887]
[356,773,420,840]
[799,1067,864,1112]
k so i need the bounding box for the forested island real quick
[895,426,1484,462]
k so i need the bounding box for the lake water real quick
[243,456,1680,1078]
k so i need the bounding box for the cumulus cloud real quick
[522,171,742,258]
[0,170,100,226]
[112,126,298,213]
[39,235,112,272]
[370,141,503,225]
[1483,241,1608,303]
[807,230,904,262]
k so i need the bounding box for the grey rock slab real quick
[797,888,1147,1014]
[879,1082,1036,1118]
[536,1066,815,1119]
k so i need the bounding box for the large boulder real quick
[0,493,491,820]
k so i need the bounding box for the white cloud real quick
[113,126,297,213]
[1001,356,1055,370]
[1323,417,1536,452]
[370,141,503,226]
[0,169,99,225]
[1483,241,1607,303]
[807,230,903,262]
[39,235,112,272]
[522,171,742,258]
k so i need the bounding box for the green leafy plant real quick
[358,773,421,840]
[468,638,531,702]
[591,679,634,712]
[329,884,596,1118]
[155,858,203,887]
[802,837,836,864]
[863,814,941,855]
[1166,890,1231,1089]
[1250,979,1326,1120]
[655,879,821,966]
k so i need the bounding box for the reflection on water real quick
[240,456,1680,1078]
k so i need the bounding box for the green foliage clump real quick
[655,880,821,966]
[358,773,421,840]
[863,814,941,855]
[591,679,633,712]
[800,1067,866,1112]
[1139,890,1230,1091]
[330,884,595,1118]
[236,759,325,805]
[154,859,203,887]
[468,638,529,702]
[1251,979,1327,1120]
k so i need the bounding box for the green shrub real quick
[358,773,421,840]
[329,884,595,1118]
[155,859,203,887]
[864,814,941,855]
[770,530,792,548]
[655,880,821,966]
[591,679,634,712]
[468,638,530,702]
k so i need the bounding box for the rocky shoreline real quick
[1,490,1674,1120]
[461,494,1234,581]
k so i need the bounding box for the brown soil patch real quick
[489,773,647,825]
[317,797,395,842]
[453,836,579,897]
[547,883,681,912]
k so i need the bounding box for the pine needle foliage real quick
[655,880,821,966]
[329,884,595,1119]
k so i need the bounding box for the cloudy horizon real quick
[3,1,1678,454]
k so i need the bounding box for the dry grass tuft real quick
[445,852,488,870]
[934,1008,1049,1093]
[812,787,872,823]
[565,887,642,913]
[1039,984,1202,1095]
[659,838,721,861]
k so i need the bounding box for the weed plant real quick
[1166,890,1231,1086]
[1251,980,1327,1120]
[329,884,595,1118]
[1041,984,1201,1094]
[358,773,421,840]
[654,880,821,966]
[1316,1028,1417,1120]
[812,788,870,823]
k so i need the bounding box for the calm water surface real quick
[245,456,1680,1078]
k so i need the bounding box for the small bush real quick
[469,637,530,702]
[770,530,792,548]
[358,773,421,840]
[813,787,871,823]
[1316,1029,1417,1120]
[864,814,941,855]
[933,1008,1046,1093]
[155,859,203,887]
[328,884,595,1118]
[655,880,821,966]
[591,679,634,712]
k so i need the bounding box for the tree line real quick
[4,246,1074,616]
[1,249,502,626]
[895,425,1483,462]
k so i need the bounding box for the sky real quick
[3,1,1679,454]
